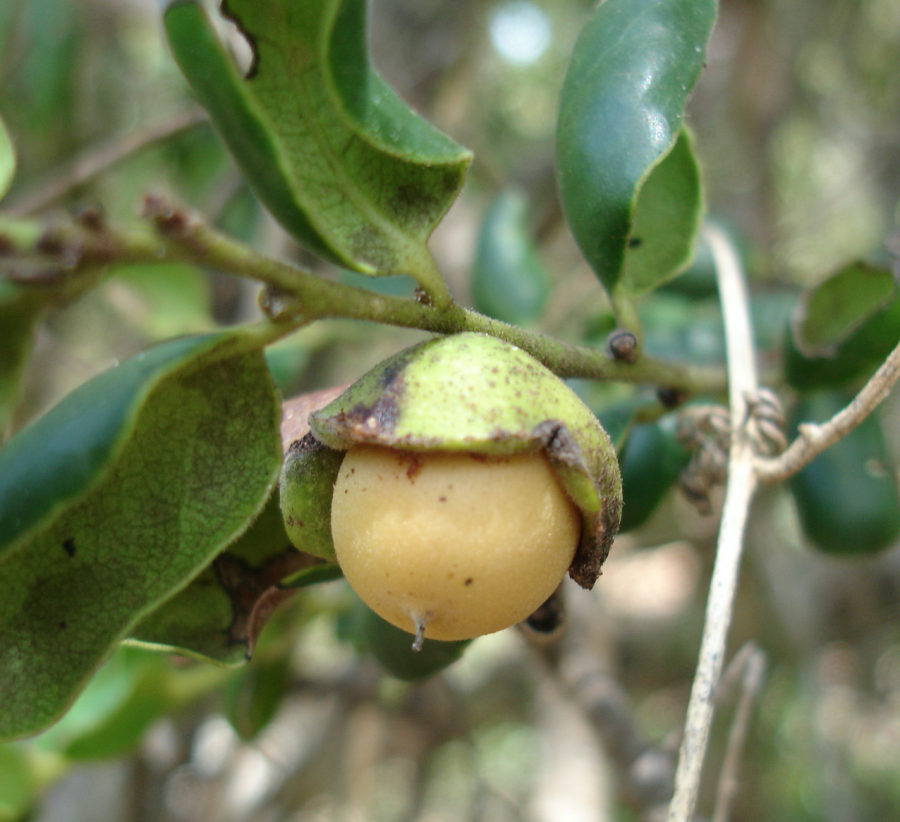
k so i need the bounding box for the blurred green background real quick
[2,0,900,820]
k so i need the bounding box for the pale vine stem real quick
[667,223,760,822]
[667,224,900,822]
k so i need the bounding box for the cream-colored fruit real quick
[331,444,582,643]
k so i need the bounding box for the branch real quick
[667,224,760,822]
[0,203,727,395]
[3,109,208,216]
[755,337,900,483]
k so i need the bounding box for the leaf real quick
[616,416,691,532]
[344,594,471,682]
[784,262,900,389]
[128,489,322,665]
[0,745,36,822]
[112,262,213,339]
[789,391,900,555]
[556,0,716,294]
[163,0,471,286]
[0,329,282,740]
[224,655,292,741]
[0,283,47,440]
[471,189,551,325]
[30,645,227,760]
[620,129,703,296]
[0,114,14,202]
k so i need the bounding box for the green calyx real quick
[290,332,622,587]
[280,434,344,562]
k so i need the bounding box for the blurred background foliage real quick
[1,0,900,820]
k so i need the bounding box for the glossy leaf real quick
[163,0,471,284]
[789,391,900,555]
[0,114,14,202]
[556,0,715,294]
[128,489,320,665]
[0,329,282,740]
[620,129,703,296]
[471,190,551,325]
[617,416,691,532]
[784,262,900,389]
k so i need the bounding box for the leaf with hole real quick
[163,0,471,296]
[556,0,715,296]
[0,328,282,740]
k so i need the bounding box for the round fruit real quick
[330,445,582,643]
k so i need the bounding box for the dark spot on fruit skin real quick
[62,538,76,558]
[465,578,473,586]
[59,621,67,629]
[402,453,424,481]
[438,496,447,502]
[628,237,643,248]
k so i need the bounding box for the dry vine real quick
[667,224,900,822]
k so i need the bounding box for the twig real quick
[712,645,766,822]
[4,109,208,216]
[667,224,760,822]
[0,204,727,395]
[755,337,900,483]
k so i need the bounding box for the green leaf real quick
[224,655,292,741]
[0,283,47,440]
[784,262,900,389]
[0,329,282,740]
[621,129,703,297]
[30,645,227,760]
[616,416,691,532]
[0,114,14,202]
[789,391,900,555]
[471,190,551,325]
[345,595,471,682]
[0,745,37,822]
[163,0,471,290]
[556,0,716,294]
[129,489,321,665]
[112,262,213,339]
